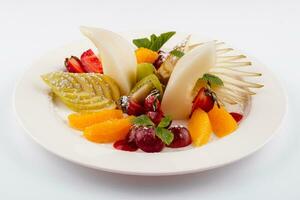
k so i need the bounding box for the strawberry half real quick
[191,87,215,113]
[80,49,103,73]
[65,56,85,73]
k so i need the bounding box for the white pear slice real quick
[80,26,137,95]
[161,42,216,119]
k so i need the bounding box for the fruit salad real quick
[41,26,263,153]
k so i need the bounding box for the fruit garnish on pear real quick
[41,72,120,112]
[161,42,216,119]
[157,35,191,83]
[162,40,263,119]
[80,26,137,94]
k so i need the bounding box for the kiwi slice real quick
[136,63,156,82]
[41,72,120,112]
[129,74,163,102]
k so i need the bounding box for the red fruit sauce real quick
[113,140,138,152]
[230,112,243,123]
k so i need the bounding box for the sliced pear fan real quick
[161,42,216,119]
[80,26,137,95]
[41,72,121,112]
[161,40,263,119]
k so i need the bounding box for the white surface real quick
[1,0,299,199]
[13,36,286,175]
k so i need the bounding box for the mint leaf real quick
[200,74,224,87]
[132,115,154,126]
[155,127,174,145]
[133,31,176,51]
[170,49,184,58]
[158,115,172,128]
[133,38,151,49]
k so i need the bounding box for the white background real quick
[1,0,299,199]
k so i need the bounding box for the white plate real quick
[13,32,287,176]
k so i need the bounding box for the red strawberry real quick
[64,56,85,73]
[230,112,243,123]
[192,87,215,113]
[80,49,103,73]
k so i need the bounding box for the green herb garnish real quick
[155,127,174,145]
[157,115,172,128]
[170,49,184,58]
[199,74,224,87]
[132,115,174,145]
[133,32,176,51]
[132,115,155,126]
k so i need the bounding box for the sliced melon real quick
[161,42,216,119]
[80,26,137,95]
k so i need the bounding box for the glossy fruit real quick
[135,47,159,64]
[113,139,138,152]
[153,50,168,69]
[65,56,85,73]
[230,112,243,123]
[144,89,161,112]
[68,109,123,130]
[188,108,212,146]
[167,126,191,148]
[133,126,164,153]
[80,26,137,94]
[161,42,216,119]
[41,72,120,112]
[130,74,163,103]
[192,87,215,113]
[119,96,145,116]
[147,111,164,126]
[81,49,103,73]
[137,63,156,82]
[208,104,238,137]
[127,100,145,116]
[83,116,133,143]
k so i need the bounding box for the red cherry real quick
[230,112,243,123]
[134,126,164,153]
[167,126,191,148]
[192,87,214,113]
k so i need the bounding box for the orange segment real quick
[68,109,123,130]
[135,47,159,64]
[188,108,212,146]
[83,116,134,143]
[208,104,238,137]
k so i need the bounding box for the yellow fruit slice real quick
[208,104,238,137]
[68,109,123,130]
[188,108,212,146]
[135,48,159,64]
[83,116,134,143]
